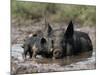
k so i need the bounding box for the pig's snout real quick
[53,49,63,59]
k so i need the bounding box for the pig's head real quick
[51,29,65,59]
[32,36,54,58]
[43,21,74,59]
[43,22,65,59]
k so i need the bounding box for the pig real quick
[22,32,52,59]
[51,21,93,59]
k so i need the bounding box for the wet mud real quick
[11,44,95,75]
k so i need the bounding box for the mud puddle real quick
[11,44,96,75]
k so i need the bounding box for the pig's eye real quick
[51,40,54,44]
[40,37,47,44]
[51,40,54,48]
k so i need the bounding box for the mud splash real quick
[11,44,96,75]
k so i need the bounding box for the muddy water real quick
[11,44,96,74]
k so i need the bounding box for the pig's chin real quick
[53,49,63,59]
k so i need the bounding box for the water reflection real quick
[33,51,93,66]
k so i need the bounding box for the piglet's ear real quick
[64,20,74,38]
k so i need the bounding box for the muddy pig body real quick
[22,32,53,59]
[51,21,93,59]
[63,31,93,56]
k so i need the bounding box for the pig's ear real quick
[45,23,53,36]
[64,20,74,38]
[48,23,53,33]
[40,37,47,44]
